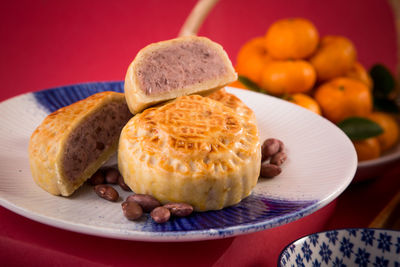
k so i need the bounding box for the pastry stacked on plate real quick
[29,36,261,211]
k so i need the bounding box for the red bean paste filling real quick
[137,41,228,95]
[62,101,132,182]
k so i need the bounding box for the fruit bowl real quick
[231,15,400,185]
[278,228,400,266]
[354,139,400,183]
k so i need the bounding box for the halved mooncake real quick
[124,36,237,114]
[118,94,260,211]
[29,91,133,196]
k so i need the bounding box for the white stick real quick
[179,0,220,37]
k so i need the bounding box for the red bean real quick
[261,138,281,161]
[150,207,171,223]
[105,168,119,184]
[121,201,143,221]
[94,184,119,202]
[277,139,285,152]
[163,203,193,217]
[88,170,105,185]
[260,162,282,178]
[118,175,131,191]
[126,194,161,212]
[270,151,287,166]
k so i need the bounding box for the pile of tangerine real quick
[232,18,399,162]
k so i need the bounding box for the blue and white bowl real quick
[279,228,400,267]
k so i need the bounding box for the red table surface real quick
[0,1,399,266]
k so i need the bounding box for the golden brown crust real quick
[124,36,237,114]
[208,88,257,124]
[29,91,130,196]
[118,94,260,211]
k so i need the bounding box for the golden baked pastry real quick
[208,88,257,124]
[118,94,260,211]
[29,91,132,196]
[124,36,237,114]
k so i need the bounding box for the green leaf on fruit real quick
[238,75,270,95]
[337,117,383,141]
[370,64,395,98]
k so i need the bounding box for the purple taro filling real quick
[137,41,228,95]
[62,101,132,181]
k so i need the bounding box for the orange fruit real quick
[314,77,373,123]
[265,18,319,60]
[287,93,321,115]
[345,62,373,89]
[259,60,316,95]
[366,112,399,151]
[228,80,248,90]
[310,35,357,82]
[236,36,271,84]
[353,137,381,161]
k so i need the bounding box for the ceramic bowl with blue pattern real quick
[279,228,400,267]
[0,82,357,241]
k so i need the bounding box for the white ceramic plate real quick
[0,82,357,241]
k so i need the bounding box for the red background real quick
[0,0,397,102]
[0,1,399,266]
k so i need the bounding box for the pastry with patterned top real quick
[208,88,257,124]
[118,94,260,211]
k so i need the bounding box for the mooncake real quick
[29,91,132,196]
[124,36,237,114]
[118,94,260,211]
